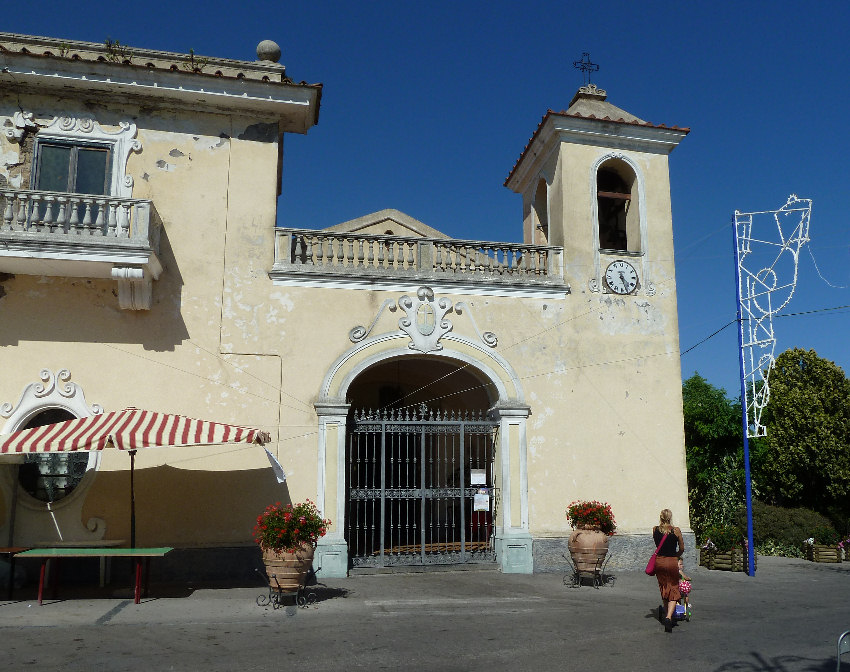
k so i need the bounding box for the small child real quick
[677,557,692,616]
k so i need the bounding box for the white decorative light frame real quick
[735,194,812,437]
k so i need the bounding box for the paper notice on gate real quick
[474,490,490,511]
[470,469,486,485]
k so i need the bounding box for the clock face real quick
[605,260,638,295]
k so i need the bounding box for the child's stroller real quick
[674,578,692,621]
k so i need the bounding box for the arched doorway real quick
[345,356,498,568]
[312,289,534,577]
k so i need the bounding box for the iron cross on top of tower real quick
[573,52,599,85]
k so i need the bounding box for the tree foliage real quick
[758,348,850,528]
[681,373,744,539]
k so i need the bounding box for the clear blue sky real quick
[10,1,850,397]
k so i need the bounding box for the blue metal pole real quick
[732,216,756,575]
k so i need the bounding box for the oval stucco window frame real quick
[0,369,103,514]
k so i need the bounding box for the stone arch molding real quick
[312,288,533,577]
[325,286,524,405]
[588,151,655,296]
[0,369,107,544]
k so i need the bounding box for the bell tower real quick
[504,81,688,298]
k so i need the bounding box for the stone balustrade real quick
[273,228,566,293]
[0,187,162,309]
[0,188,154,241]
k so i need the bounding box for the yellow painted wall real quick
[0,89,689,553]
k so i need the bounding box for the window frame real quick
[32,139,114,196]
[596,161,639,254]
[21,114,141,199]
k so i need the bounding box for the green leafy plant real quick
[702,524,742,552]
[566,500,616,536]
[755,539,804,558]
[183,48,210,73]
[104,38,132,63]
[812,525,840,546]
[253,500,331,553]
[733,501,834,549]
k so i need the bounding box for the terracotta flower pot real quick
[262,542,315,592]
[568,527,609,572]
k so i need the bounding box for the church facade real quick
[0,33,692,580]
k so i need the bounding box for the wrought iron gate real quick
[346,406,498,568]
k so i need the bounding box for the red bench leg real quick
[37,558,46,605]
[144,557,151,598]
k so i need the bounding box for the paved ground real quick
[1,556,848,671]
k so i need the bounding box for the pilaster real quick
[314,399,350,577]
[491,403,532,573]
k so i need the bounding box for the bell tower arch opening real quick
[597,157,640,254]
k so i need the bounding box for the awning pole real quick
[130,449,137,549]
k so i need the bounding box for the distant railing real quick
[0,188,155,242]
[273,228,564,285]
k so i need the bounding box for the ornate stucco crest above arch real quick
[325,287,522,406]
[349,286,497,354]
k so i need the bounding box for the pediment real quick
[325,209,451,240]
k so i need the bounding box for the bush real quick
[688,455,744,543]
[812,525,840,545]
[734,501,834,548]
[702,523,743,552]
[755,540,805,558]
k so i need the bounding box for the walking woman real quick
[653,509,685,633]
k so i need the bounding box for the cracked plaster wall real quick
[0,93,286,546]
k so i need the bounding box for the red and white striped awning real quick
[0,407,271,454]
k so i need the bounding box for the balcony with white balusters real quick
[270,228,568,298]
[0,187,162,310]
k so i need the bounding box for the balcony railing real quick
[0,188,162,310]
[0,188,155,241]
[272,228,566,294]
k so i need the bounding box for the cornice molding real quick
[0,54,319,131]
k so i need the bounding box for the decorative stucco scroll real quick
[454,301,497,348]
[349,286,499,354]
[3,111,38,144]
[0,368,103,431]
[348,298,398,343]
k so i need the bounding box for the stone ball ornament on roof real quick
[256,40,281,63]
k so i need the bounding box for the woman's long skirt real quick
[655,555,681,602]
